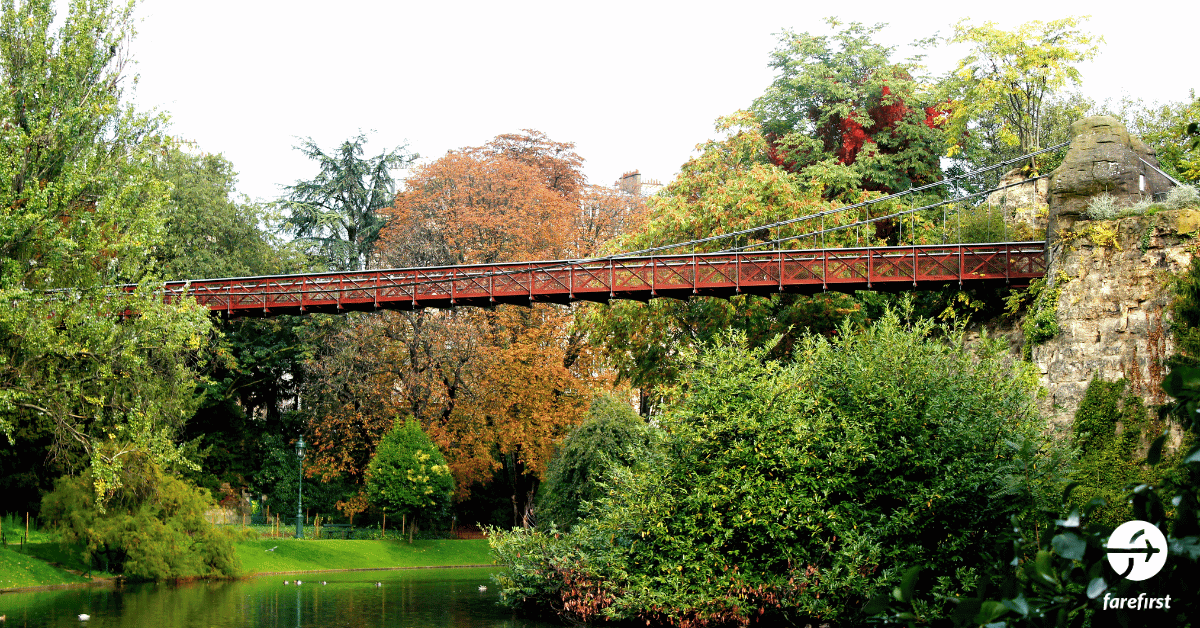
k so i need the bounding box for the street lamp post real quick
[295,435,306,539]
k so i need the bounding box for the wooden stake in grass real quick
[382,512,386,536]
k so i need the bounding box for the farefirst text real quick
[1102,593,1172,610]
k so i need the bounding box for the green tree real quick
[252,432,349,523]
[944,91,1096,195]
[180,317,310,497]
[492,310,1055,626]
[536,395,655,530]
[280,133,416,271]
[41,453,242,580]
[153,144,287,280]
[0,0,213,500]
[871,372,1200,627]
[942,17,1101,166]
[751,19,946,198]
[365,419,454,530]
[146,142,319,500]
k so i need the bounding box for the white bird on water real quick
[78,614,90,621]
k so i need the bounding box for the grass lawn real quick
[0,534,491,589]
[236,538,494,574]
[0,546,92,590]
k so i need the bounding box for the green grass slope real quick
[236,539,493,574]
[0,546,91,589]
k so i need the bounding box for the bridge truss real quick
[168,242,1046,317]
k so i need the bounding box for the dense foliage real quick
[15,1,1200,605]
[868,250,1200,628]
[941,18,1100,165]
[0,0,213,505]
[1120,92,1200,184]
[869,366,1200,627]
[752,20,946,198]
[535,395,654,530]
[288,131,627,527]
[40,456,242,581]
[491,310,1052,627]
[585,114,870,411]
[1068,378,1172,528]
[366,419,454,528]
[153,146,284,280]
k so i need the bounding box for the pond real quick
[0,567,564,628]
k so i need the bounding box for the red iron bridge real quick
[165,242,1047,317]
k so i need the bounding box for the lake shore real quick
[0,539,494,594]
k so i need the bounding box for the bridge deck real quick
[166,242,1047,316]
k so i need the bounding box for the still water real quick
[0,567,565,628]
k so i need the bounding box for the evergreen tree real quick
[280,133,416,271]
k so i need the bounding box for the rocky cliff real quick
[971,116,1196,429]
[1033,209,1198,428]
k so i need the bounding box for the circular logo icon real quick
[1106,521,1168,581]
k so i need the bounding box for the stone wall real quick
[1031,209,1199,428]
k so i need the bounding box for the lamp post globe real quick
[295,435,306,539]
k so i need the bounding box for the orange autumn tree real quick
[298,315,406,522]
[382,134,599,527]
[301,131,635,527]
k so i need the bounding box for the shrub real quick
[491,309,1055,627]
[40,455,243,581]
[869,366,1200,627]
[535,394,656,530]
[1165,184,1200,210]
[1085,193,1119,220]
[365,419,454,531]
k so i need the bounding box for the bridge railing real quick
[166,242,1046,316]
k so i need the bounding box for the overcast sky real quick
[128,1,1195,203]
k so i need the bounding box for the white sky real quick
[128,0,1195,203]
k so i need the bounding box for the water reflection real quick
[0,567,562,628]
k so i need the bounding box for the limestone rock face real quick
[1031,209,1198,429]
[986,167,1049,234]
[1046,116,1174,236]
